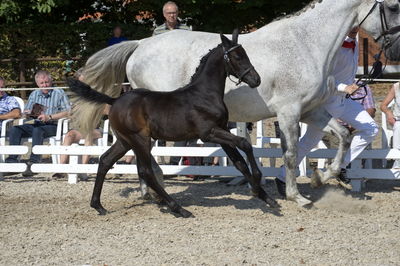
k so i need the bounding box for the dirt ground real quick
[1,83,400,265]
[1,174,400,265]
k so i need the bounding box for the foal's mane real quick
[273,0,324,21]
[188,44,222,84]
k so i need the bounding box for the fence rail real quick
[1,144,400,191]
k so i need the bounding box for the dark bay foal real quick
[68,30,278,218]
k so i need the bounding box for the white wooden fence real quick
[1,144,400,191]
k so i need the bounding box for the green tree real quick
[0,0,313,85]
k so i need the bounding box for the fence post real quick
[363,38,369,76]
[350,159,364,192]
[68,144,79,184]
[18,58,27,99]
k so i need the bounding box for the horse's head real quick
[359,0,400,61]
[220,29,261,88]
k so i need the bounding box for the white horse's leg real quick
[300,109,351,187]
[277,111,312,206]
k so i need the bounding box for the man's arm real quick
[338,83,360,95]
[0,109,21,120]
[363,86,376,118]
[38,90,71,122]
[380,84,396,126]
[38,111,69,122]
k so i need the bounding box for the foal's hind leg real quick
[130,136,193,218]
[91,139,130,215]
[203,128,278,208]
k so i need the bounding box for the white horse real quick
[75,0,400,206]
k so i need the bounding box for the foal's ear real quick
[220,33,231,48]
[232,28,239,45]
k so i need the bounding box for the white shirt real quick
[332,36,359,93]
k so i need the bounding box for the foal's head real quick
[220,29,261,88]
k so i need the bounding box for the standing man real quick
[0,77,21,133]
[5,70,70,176]
[107,26,128,46]
[275,27,379,195]
[152,1,193,166]
[153,1,191,36]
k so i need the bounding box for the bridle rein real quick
[223,44,254,86]
[348,0,400,100]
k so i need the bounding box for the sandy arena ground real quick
[1,174,399,265]
[1,83,400,265]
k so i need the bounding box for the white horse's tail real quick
[72,40,140,137]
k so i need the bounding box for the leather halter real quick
[347,0,400,100]
[222,44,254,86]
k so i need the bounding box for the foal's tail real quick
[71,40,140,137]
[67,78,117,106]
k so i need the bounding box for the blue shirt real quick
[25,89,71,115]
[0,93,21,131]
[107,36,128,46]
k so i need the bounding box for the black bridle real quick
[223,44,254,86]
[347,0,400,101]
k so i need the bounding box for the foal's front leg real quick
[203,127,279,208]
[91,139,129,215]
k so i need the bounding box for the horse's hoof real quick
[287,194,312,207]
[297,196,313,207]
[310,169,323,188]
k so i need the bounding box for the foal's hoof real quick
[160,207,194,218]
[91,202,108,215]
[265,197,280,209]
[95,207,108,216]
[255,189,280,209]
[178,208,195,218]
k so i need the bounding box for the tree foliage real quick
[0,0,312,83]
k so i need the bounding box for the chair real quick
[18,118,66,163]
[0,97,25,160]
[381,100,395,168]
[55,118,112,164]
[381,100,394,149]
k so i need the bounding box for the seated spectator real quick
[51,103,110,180]
[0,77,22,133]
[380,82,400,168]
[107,26,128,46]
[4,70,70,177]
[51,128,103,180]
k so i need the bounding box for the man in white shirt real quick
[275,27,379,195]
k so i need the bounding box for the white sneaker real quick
[393,159,400,169]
